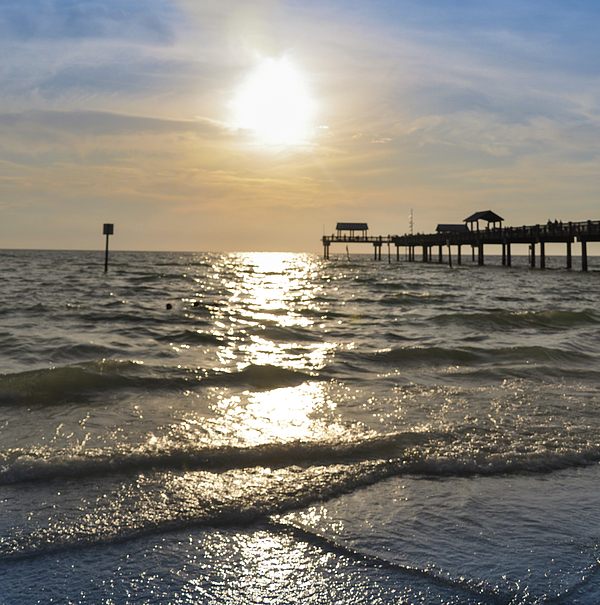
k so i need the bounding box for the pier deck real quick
[322,220,600,270]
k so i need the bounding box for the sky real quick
[1,0,600,252]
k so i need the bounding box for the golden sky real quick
[2,0,600,251]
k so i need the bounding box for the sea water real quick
[1,249,600,604]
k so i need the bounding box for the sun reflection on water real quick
[162,252,348,449]
[213,382,340,445]
[208,253,331,373]
[226,252,319,319]
[238,337,334,372]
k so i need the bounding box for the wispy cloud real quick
[2,0,600,250]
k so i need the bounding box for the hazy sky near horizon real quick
[2,0,600,252]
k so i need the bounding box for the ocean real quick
[1,248,600,604]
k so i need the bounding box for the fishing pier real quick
[322,213,600,270]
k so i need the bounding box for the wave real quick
[156,329,223,345]
[3,424,600,487]
[205,363,314,390]
[3,431,600,562]
[0,359,169,405]
[76,309,173,325]
[363,344,594,368]
[0,420,600,561]
[432,309,600,331]
[47,342,129,363]
[378,291,454,306]
[0,361,314,406]
[271,523,506,604]
[443,364,600,384]
[246,323,323,343]
[0,431,436,485]
[24,302,48,313]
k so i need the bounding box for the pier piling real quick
[540,241,546,269]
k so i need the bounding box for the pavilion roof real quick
[463,211,504,223]
[336,223,368,231]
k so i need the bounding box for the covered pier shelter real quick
[323,222,392,260]
[464,210,504,231]
[336,223,369,238]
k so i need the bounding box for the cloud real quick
[37,57,223,103]
[3,0,600,250]
[0,109,226,145]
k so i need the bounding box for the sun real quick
[231,57,315,145]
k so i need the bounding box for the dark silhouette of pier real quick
[322,218,600,270]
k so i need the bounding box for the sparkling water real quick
[2,249,600,604]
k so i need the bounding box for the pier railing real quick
[322,220,600,269]
[389,220,600,247]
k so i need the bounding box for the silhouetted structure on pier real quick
[464,210,504,231]
[323,222,387,261]
[322,213,600,270]
[336,223,369,238]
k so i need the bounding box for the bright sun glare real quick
[232,57,315,145]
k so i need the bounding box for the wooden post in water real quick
[373,241,382,261]
[322,236,330,259]
[447,240,452,267]
[103,223,114,272]
[582,240,588,271]
[506,242,511,267]
[457,244,461,265]
[530,243,536,268]
[540,241,546,269]
[566,241,572,269]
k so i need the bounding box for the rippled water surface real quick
[2,249,600,604]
